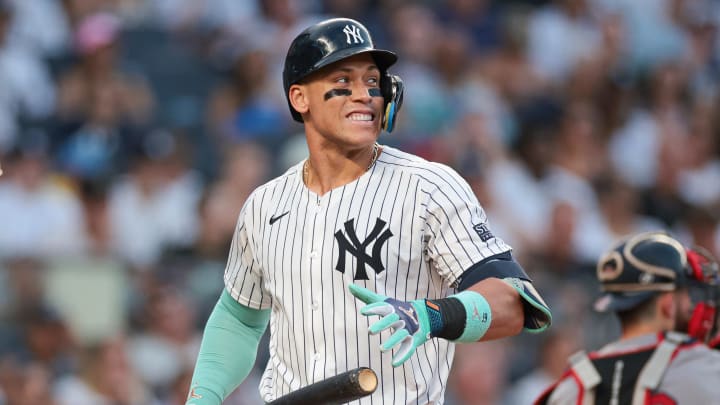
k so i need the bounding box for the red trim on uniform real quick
[709,335,720,349]
[647,391,677,405]
[570,370,584,405]
[669,340,702,360]
[533,369,573,405]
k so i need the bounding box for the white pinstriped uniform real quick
[225,145,512,404]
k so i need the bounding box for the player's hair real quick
[617,294,662,328]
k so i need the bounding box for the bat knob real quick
[357,367,378,394]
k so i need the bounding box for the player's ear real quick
[289,84,309,116]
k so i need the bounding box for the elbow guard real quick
[457,252,552,333]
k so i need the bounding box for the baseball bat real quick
[267,367,377,404]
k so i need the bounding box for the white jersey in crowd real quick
[224,145,511,404]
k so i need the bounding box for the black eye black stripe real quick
[324,89,352,100]
[323,88,383,100]
[368,88,382,97]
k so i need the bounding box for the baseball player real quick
[535,231,720,405]
[185,18,551,405]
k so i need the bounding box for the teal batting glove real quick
[349,284,433,367]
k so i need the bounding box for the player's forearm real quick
[186,290,270,405]
[424,278,528,343]
[455,253,551,335]
[466,277,523,340]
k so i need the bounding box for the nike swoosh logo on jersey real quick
[269,211,290,225]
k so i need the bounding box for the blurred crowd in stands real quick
[0,0,718,404]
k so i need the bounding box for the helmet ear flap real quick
[381,74,404,133]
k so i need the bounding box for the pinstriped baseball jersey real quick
[224,145,512,404]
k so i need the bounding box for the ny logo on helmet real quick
[343,24,364,44]
[334,218,393,280]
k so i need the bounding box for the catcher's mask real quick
[685,246,719,342]
[283,18,404,133]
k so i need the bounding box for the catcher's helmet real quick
[594,231,689,312]
[283,18,399,126]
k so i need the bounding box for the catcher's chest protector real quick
[591,348,657,405]
[537,332,691,405]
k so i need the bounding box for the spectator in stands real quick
[195,141,270,259]
[0,359,58,405]
[543,100,605,219]
[4,0,71,58]
[446,340,511,405]
[505,328,583,405]
[205,47,289,147]
[0,142,87,258]
[53,11,154,179]
[54,336,159,405]
[609,62,690,189]
[475,7,549,106]
[0,1,57,151]
[127,287,201,396]
[56,11,153,126]
[676,98,720,206]
[574,174,665,263]
[108,130,202,269]
[527,0,601,82]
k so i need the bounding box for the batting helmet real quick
[594,231,689,312]
[283,18,402,131]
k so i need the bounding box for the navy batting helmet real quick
[283,18,401,129]
[594,231,689,312]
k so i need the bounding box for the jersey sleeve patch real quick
[472,223,494,242]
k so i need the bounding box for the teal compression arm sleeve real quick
[185,290,270,405]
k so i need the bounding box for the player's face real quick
[302,53,384,147]
[673,288,693,333]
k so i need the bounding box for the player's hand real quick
[348,284,432,367]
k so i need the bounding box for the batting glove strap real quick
[425,297,466,340]
[450,291,492,343]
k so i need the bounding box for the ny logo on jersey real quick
[334,218,393,280]
[343,24,364,44]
